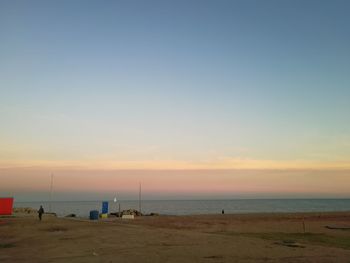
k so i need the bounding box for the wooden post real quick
[302,217,306,233]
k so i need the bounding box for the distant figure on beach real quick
[38,205,44,221]
[222,209,225,214]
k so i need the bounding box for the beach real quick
[1,211,350,262]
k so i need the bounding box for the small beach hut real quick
[0,197,14,215]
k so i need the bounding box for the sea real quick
[14,199,350,218]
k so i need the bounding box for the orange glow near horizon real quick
[1,166,350,198]
[1,157,350,171]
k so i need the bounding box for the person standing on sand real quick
[38,205,44,221]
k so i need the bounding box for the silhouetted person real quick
[222,209,225,214]
[38,205,44,221]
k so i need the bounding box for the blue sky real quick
[1,0,350,199]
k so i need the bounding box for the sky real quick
[1,0,350,201]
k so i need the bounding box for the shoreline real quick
[10,206,350,218]
[11,198,350,218]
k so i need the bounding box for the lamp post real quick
[113,196,117,215]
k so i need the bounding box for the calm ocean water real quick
[14,199,350,218]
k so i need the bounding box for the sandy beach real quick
[1,212,350,262]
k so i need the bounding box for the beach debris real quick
[204,255,223,259]
[43,226,68,232]
[65,214,76,218]
[13,207,37,214]
[110,209,143,217]
[148,212,159,216]
[274,240,305,248]
[122,214,135,219]
[325,225,350,230]
[45,212,57,217]
[92,251,98,256]
[0,243,15,249]
[109,212,121,217]
[122,209,142,216]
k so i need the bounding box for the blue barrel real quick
[102,201,109,214]
[89,210,99,220]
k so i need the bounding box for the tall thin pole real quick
[49,173,54,213]
[114,195,117,214]
[139,182,141,215]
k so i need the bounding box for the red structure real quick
[0,197,14,215]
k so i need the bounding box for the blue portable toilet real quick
[102,201,109,214]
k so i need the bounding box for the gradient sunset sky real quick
[1,0,350,200]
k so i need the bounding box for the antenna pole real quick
[139,182,141,215]
[49,173,54,213]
